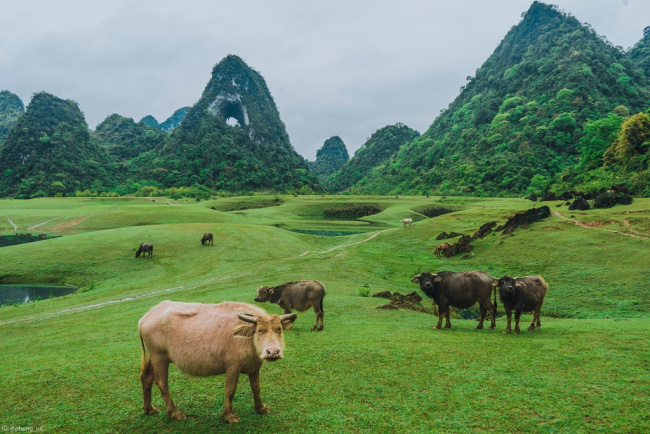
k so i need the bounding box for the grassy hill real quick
[0,196,647,431]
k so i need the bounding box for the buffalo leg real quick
[503,308,512,334]
[514,310,522,334]
[536,309,542,329]
[141,358,160,415]
[528,312,537,331]
[489,302,496,330]
[311,310,319,332]
[444,308,451,328]
[249,370,270,415]
[223,368,241,423]
[477,304,486,329]
[152,357,185,420]
[318,309,324,331]
[434,304,443,329]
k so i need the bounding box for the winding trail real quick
[297,229,390,257]
[0,228,391,327]
[553,211,649,240]
[27,218,60,231]
[7,217,18,231]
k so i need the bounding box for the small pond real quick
[288,229,366,237]
[0,284,79,306]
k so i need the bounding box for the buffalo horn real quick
[238,313,258,324]
[280,313,297,323]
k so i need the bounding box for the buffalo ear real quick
[514,281,523,288]
[269,289,274,295]
[433,275,442,283]
[411,274,421,283]
[233,324,255,337]
[280,313,297,330]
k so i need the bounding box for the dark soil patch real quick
[373,291,432,314]
[323,203,382,220]
[436,231,465,240]
[415,205,457,218]
[495,206,551,235]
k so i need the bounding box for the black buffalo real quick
[497,276,548,334]
[411,271,497,330]
[136,243,154,258]
[201,233,214,246]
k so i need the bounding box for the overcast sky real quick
[1,0,648,160]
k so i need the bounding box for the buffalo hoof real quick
[224,413,240,424]
[169,410,186,420]
[144,406,160,415]
[310,326,316,331]
[445,324,452,328]
[256,405,271,414]
[528,325,536,331]
[488,326,495,330]
[317,325,324,331]
[514,329,520,334]
[475,325,483,330]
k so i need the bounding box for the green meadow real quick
[0,195,648,432]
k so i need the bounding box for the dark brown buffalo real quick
[412,271,496,329]
[254,280,325,331]
[201,233,214,246]
[497,276,548,334]
[136,243,153,258]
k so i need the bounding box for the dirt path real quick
[7,218,17,231]
[27,218,60,231]
[553,211,649,240]
[297,229,390,257]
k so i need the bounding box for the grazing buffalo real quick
[136,243,153,258]
[201,233,214,246]
[497,276,548,334]
[138,301,296,423]
[401,218,413,228]
[255,280,325,331]
[412,271,497,329]
[434,243,451,258]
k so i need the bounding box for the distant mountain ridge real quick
[308,136,349,182]
[0,91,24,147]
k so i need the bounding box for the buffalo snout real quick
[263,347,283,361]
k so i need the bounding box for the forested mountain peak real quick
[326,123,419,193]
[357,1,650,195]
[139,115,160,128]
[93,113,166,161]
[0,92,111,197]
[308,136,349,181]
[0,90,25,146]
[159,106,189,132]
[153,54,321,192]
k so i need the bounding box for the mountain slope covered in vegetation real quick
[327,123,419,193]
[357,2,650,196]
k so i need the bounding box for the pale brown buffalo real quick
[434,242,451,258]
[255,280,325,331]
[138,301,296,423]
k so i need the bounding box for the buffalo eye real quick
[257,328,266,334]
[276,327,282,333]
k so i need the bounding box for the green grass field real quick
[0,195,648,432]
